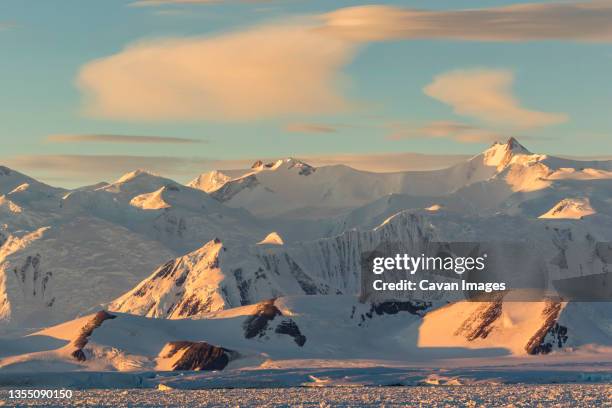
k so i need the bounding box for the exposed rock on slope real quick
[539,198,596,219]
[418,296,577,355]
[0,219,175,331]
[110,206,612,320]
[158,341,234,371]
[524,300,567,355]
[2,295,609,373]
[109,239,335,319]
[243,299,306,346]
[71,311,117,362]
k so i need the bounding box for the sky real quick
[0,0,611,187]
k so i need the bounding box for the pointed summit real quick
[109,238,228,318]
[114,169,160,184]
[505,137,530,154]
[188,170,233,193]
[103,169,178,196]
[483,137,531,169]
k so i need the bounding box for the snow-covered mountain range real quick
[1,138,611,375]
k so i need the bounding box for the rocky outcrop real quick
[0,230,7,249]
[455,296,503,341]
[525,301,567,355]
[71,311,116,362]
[356,301,431,327]
[275,320,306,347]
[243,299,307,347]
[211,174,259,202]
[243,299,282,339]
[161,341,234,371]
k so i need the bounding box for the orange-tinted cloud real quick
[46,134,203,144]
[424,69,568,129]
[131,0,270,5]
[321,2,612,43]
[387,120,507,143]
[78,1,604,123]
[285,123,337,134]
[78,24,356,121]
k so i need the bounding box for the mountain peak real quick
[115,169,160,184]
[250,158,315,175]
[257,232,284,245]
[109,237,228,318]
[504,137,530,154]
[483,137,531,169]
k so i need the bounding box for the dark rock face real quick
[151,260,176,281]
[0,231,7,248]
[455,298,503,341]
[287,161,315,176]
[174,293,214,317]
[71,311,117,362]
[275,320,306,347]
[162,341,233,371]
[242,299,307,346]
[526,301,568,355]
[243,299,282,339]
[212,174,259,202]
[357,301,431,327]
[11,253,53,302]
[233,268,252,306]
[371,301,431,316]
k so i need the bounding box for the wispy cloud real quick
[285,123,337,134]
[2,155,214,187]
[0,22,15,31]
[301,152,471,173]
[424,69,568,129]
[131,0,272,5]
[321,1,612,43]
[2,151,471,188]
[78,23,356,121]
[45,134,204,144]
[131,0,220,5]
[386,120,508,143]
[76,1,603,124]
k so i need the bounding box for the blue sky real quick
[1,0,611,186]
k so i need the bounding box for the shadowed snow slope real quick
[0,169,265,333]
[1,296,610,373]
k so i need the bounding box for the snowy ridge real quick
[109,238,337,319]
[1,295,610,375]
[192,138,612,219]
[0,167,265,331]
[109,206,612,322]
